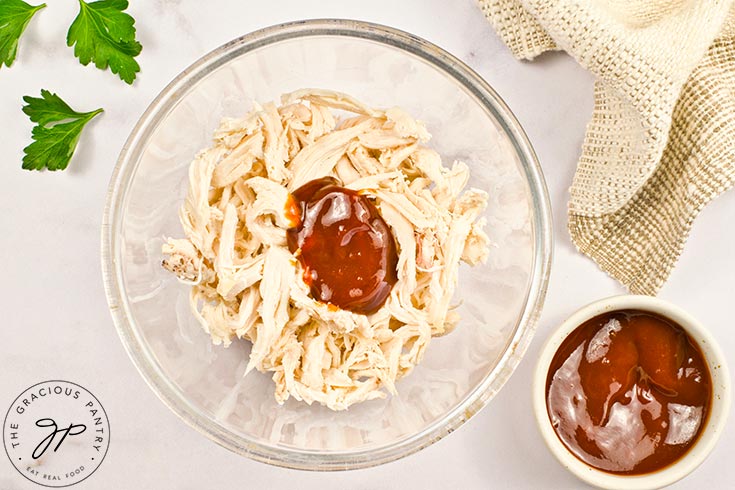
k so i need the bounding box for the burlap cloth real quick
[479,0,735,294]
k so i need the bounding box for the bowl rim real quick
[101,18,553,470]
[532,295,732,489]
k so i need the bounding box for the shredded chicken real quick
[162,89,490,410]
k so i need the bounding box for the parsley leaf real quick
[22,89,103,171]
[0,0,46,68]
[66,0,142,84]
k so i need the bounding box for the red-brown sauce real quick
[286,177,398,315]
[546,310,712,475]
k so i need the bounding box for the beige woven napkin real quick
[479,0,735,294]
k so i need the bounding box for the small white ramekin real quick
[533,295,731,490]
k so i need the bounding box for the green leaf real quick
[0,0,46,68]
[22,89,79,125]
[22,90,103,171]
[66,0,142,84]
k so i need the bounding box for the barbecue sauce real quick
[546,310,712,475]
[286,177,398,315]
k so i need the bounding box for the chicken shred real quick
[162,89,489,410]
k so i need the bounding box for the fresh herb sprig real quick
[67,0,142,84]
[0,0,46,68]
[6,0,143,171]
[22,89,103,171]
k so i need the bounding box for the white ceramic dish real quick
[533,295,731,490]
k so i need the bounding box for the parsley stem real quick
[84,108,104,121]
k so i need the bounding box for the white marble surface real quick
[0,0,732,488]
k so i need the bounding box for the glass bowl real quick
[101,19,552,470]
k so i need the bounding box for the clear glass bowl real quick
[101,19,552,470]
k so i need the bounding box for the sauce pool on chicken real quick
[285,177,398,315]
[546,310,712,475]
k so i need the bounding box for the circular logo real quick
[3,380,110,487]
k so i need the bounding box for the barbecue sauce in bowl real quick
[545,310,712,475]
[286,177,398,315]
